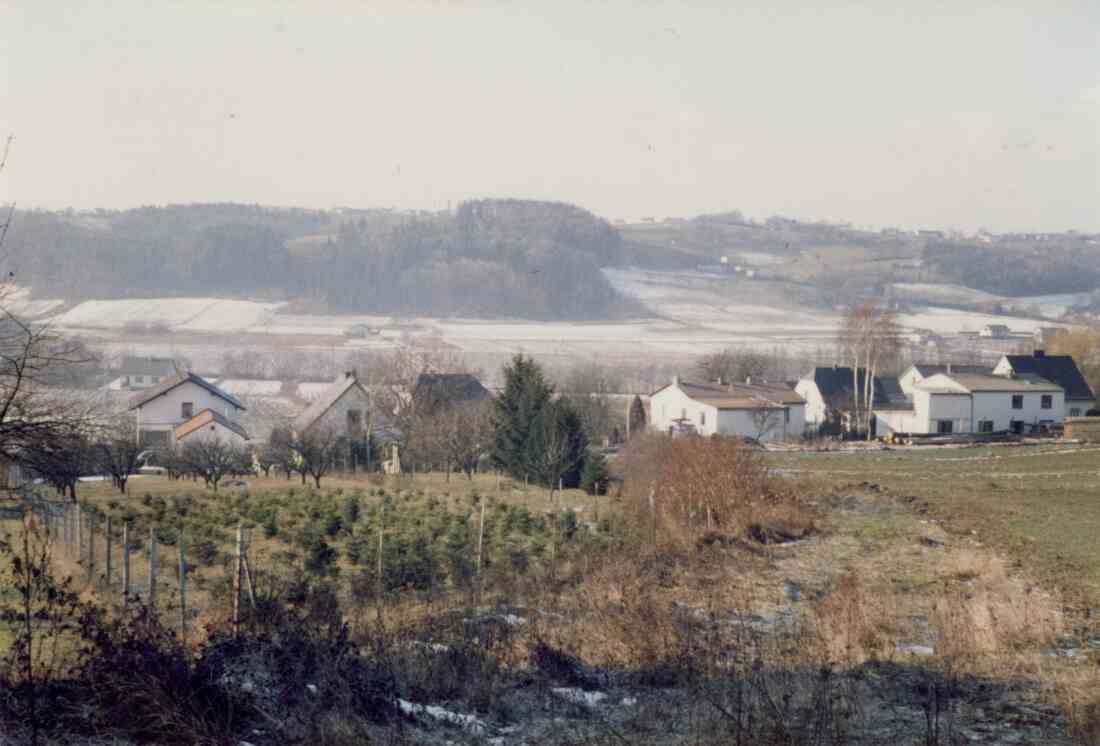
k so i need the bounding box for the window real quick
[181,402,193,419]
[347,409,362,434]
[978,420,994,433]
[1070,408,1081,417]
[1041,395,1053,410]
[681,407,686,420]
[937,420,953,434]
[1011,395,1023,410]
[699,411,706,426]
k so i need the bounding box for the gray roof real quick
[128,372,245,411]
[412,373,490,412]
[175,409,250,442]
[909,363,990,378]
[920,372,1063,394]
[293,373,369,433]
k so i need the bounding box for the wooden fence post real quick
[148,526,157,608]
[233,522,244,637]
[376,501,385,626]
[178,524,187,640]
[77,506,85,564]
[475,496,485,606]
[87,511,96,585]
[105,518,113,589]
[122,522,131,606]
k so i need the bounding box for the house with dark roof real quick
[174,409,250,448]
[649,376,806,441]
[993,350,1096,418]
[128,372,246,448]
[292,371,371,437]
[411,373,490,415]
[795,366,906,434]
[875,371,1064,437]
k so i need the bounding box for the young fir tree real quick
[529,398,589,488]
[580,450,610,495]
[628,394,647,436]
[492,354,553,480]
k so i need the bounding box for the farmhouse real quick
[109,356,177,391]
[993,351,1095,418]
[649,377,805,442]
[898,363,989,396]
[796,366,906,434]
[979,324,1012,339]
[875,372,1064,437]
[293,370,371,437]
[174,409,250,448]
[129,372,245,448]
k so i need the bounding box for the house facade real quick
[992,351,1095,418]
[898,363,990,396]
[174,409,250,449]
[796,366,906,435]
[129,373,246,448]
[292,371,372,437]
[875,372,1064,436]
[649,377,806,442]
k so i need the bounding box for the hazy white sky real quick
[3,1,1098,232]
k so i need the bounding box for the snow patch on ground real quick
[552,688,607,707]
[397,699,488,733]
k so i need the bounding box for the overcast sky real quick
[2,1,1098,232]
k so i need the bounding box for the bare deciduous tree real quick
[290,426,341,488]
[95,413,143,494]
[838,302,900,439]
[180,438,249,492]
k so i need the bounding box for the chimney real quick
[946,362,952,375]
[345,369,357,380]
[1034,349,1045,358]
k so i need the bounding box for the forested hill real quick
[5,200,650,320]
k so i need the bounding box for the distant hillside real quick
[5,201,647,321]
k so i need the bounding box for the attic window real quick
[1011,395,1023,410]
[182,402,193,418]
[699,411,706,426]
[1041,395,1053,410]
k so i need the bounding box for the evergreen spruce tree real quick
[628,394,647,436]
[580,450,609,495]
[492,354,553,480]
[529,398,589,488]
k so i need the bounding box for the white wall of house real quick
[794,380,828,427]
[898,367,924,396]
[649,385,719,436]
[716,404,805,442]
[992,357,1088,418]
[650,384,805,441]
[136,381,243,438]
[177,421,249,449]
[874,386,1064,435]
[307,386,372,436]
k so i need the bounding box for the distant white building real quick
[174,409,250,449]
[992,351,1096,418]
[979,324,1012,339]
[292,371,372,438]
[649,377,806,442]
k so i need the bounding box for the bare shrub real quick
[620,434,814,548]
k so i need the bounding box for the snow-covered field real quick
[209,379,284,397]
[889,283,1091,320]
[16,268,1087,368]
[56,297,283,332]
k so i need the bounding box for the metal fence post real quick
[87,511,96,585]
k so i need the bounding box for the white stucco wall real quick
[795,380,828,427]
[649,385,718,435]
[876,388,1064,435]
[307,385,372,436]
[651,384,805,441]
[177,420,249,449]
[136,381,243,437]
